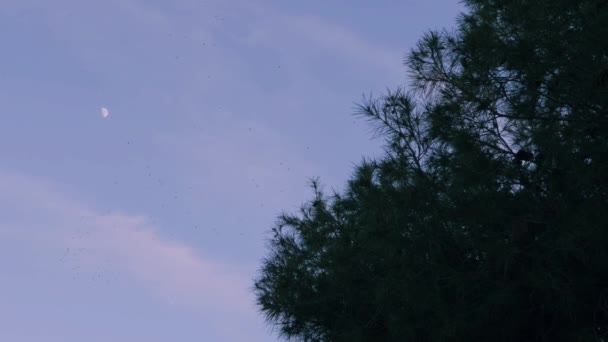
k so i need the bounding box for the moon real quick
[101,107,109,119]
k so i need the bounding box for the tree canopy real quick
[253,0,608,340]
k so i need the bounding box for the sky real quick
[0,1,463,341]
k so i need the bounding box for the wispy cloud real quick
[284,14,403,75]
[237,4,404,80]
[0,169,254,315]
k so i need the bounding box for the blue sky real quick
[0,1,463,341]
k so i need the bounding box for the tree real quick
[253,0,608,340]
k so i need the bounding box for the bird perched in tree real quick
[515,149,534,162]
[513,149,534,166]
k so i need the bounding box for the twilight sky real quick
[0,1,463,341]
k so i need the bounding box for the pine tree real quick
[254,0,608,340]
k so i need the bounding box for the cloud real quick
[82,0,404,79]
[285,14,403,75]
[239,5,404,79]
[0,169,255,315]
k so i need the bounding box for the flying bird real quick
[101,107,109,119]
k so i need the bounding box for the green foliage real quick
[253,0,608,340]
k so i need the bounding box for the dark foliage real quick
[254,0,608,340]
